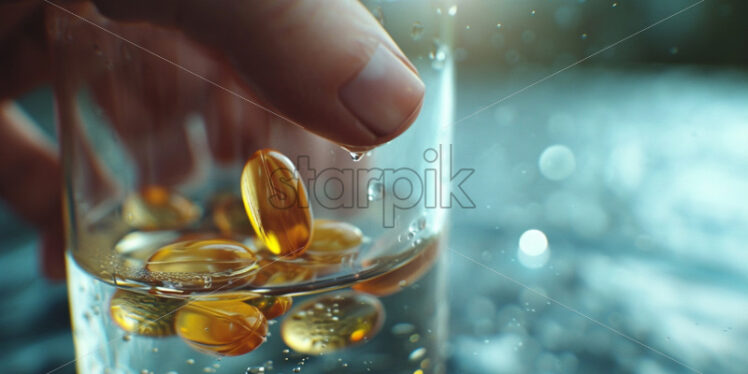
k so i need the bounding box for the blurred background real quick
[2,0,747,373]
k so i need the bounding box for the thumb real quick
[92,0,425,150]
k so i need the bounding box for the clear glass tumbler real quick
[48,1,453,373]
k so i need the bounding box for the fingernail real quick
[339,44,425,137]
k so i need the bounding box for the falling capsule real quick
[353,235,440,296]
[281,291,385,354]
[211,193,254,236]
[245,295,293,320]
[122,186,200,230]
[175,299,268,356]
[241,149,313,258]
[109,289,185,337]
[303,220,363,264]
[146,239,258,290]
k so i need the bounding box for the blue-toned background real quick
[3,0,747,373]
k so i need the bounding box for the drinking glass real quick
[48,1,454,373]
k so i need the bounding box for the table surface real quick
[3,66,747,374]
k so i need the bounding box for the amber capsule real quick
[176,299,268,356]
[122,186,200,230]
[245,295,293,320]
[211,193,254,236]
[110,289,185,337]
[250,259,315,287]
[353,236,441,296]
[281,291,384,354]
[146,239,258,290]
[241,149,313,258]
[303,220,363,264]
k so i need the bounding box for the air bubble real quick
[367,182,384,201]
[411,22,424,40]
[429,40,449,70]
[409,216,427,233]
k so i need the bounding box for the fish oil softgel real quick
[245,295,293,320]
[281,291,384,354]
[250,259,315,287]
[122,186,200,230]
[354,235,440,296]
[190,292,292,320]
[175,299,268,356]
[146,239,258,290]
[211,193,254,236]
[303,219,363,264]
[110,289,185,337]
[241,149,313,258]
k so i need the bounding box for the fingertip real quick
[339,44,425,141]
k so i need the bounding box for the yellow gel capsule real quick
[304,220,363,263]
[281,291,384,354]
[175,299,268,356]
[353,236,441,296]
[211,194,254,236]
[109,289,185,337]
[245,295,293,320]
[146,239,258,290]
[122,186,200,230]
[250,259,315,287]
[241,149,313,258]
[189,292,290,319]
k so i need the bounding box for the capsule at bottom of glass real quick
[175,299,268,356]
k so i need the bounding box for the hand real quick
[0,0,425,279]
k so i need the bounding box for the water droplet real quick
[411,22,424,40]
[435,7,442,15]
[292,367,301,373]
[448,5,458,16]
[349,151,365,162]
[186,359,195,365]
[612,2,618,7]
[496,23,502,29]
[530,10,536,16]
[581,33,588,40]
